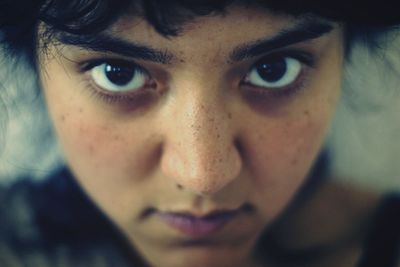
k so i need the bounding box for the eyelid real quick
[228,48,316,81]
[239,49,316,98]
[75,58,160,109]
[78,57,169,92]
[78,57,158,99]
[255,49,316,67]
[79,57,145,73]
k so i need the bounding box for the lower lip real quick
[156,211,238,238]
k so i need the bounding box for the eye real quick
[244,56,302,89]
[90,62,151,92]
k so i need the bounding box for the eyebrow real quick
[58,34,173,64]
[57,18,334,64]
[229,20,335,62]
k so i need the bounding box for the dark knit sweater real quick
[0,168,134,267]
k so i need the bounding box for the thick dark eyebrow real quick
[57,34,173,64]
[229,20,335,62]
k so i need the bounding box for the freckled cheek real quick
[42,83,156,185]
[54,115,150,180]
[248,118,327,188]
[245,117,328,221]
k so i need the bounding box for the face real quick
[38,4,344,267]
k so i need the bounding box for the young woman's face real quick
[39,4,344,267]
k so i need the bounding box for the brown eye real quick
[90,62,150,92]
[244,57,302,89]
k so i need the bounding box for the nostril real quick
[161,134,243,195]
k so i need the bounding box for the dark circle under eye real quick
[257,58,287,82]
[105,64,135,86]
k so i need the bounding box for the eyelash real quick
[240,50,315,98]
[79,59,156,105]
[77,50,316,104]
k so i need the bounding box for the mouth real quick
[151,205,253,238]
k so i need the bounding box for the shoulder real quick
[261,179,397,267]
[269,180,381,247]
[0,178,40,245]
[0,177,52,266]
[0,170,132,267]
[357,193,400,267]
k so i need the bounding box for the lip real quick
[155,209,241,238]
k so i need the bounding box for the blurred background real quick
[328,32,400,191]
[0,30,399,191]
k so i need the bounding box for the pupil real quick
[257,59,287,82]
[105,64,134,86]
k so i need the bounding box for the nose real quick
[160,87,242,196]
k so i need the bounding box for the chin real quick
[145,245,253,267]
[132,229,262,267]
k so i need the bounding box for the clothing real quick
[357,194,400,267]
[0,168,399,267]
[0,168,134,267]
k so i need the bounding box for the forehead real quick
[49,3,338,69]
[115,4,291,36]
[105,5,333,56]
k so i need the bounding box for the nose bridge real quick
[161,80,242,195]
[184,94,230,174]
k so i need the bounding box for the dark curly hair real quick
[0,0,399,66]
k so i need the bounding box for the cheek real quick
[246,45,342,210]
[54,110,161,184]
[252,121,321,180]
[50,107,164,222]
[245,106,335,219]
[59,117,130,173]
[41,67,163,221]
[40,62,154,180]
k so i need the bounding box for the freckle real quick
[291,158,298,166]
[88,145,94,155]
[60,115,65,122]
[79,108,83,113]
[304,110,310,116]
[217,134,220,139]
[228,113,232,119]
[113,135,120,141]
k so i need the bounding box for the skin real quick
[38,4,344,267]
